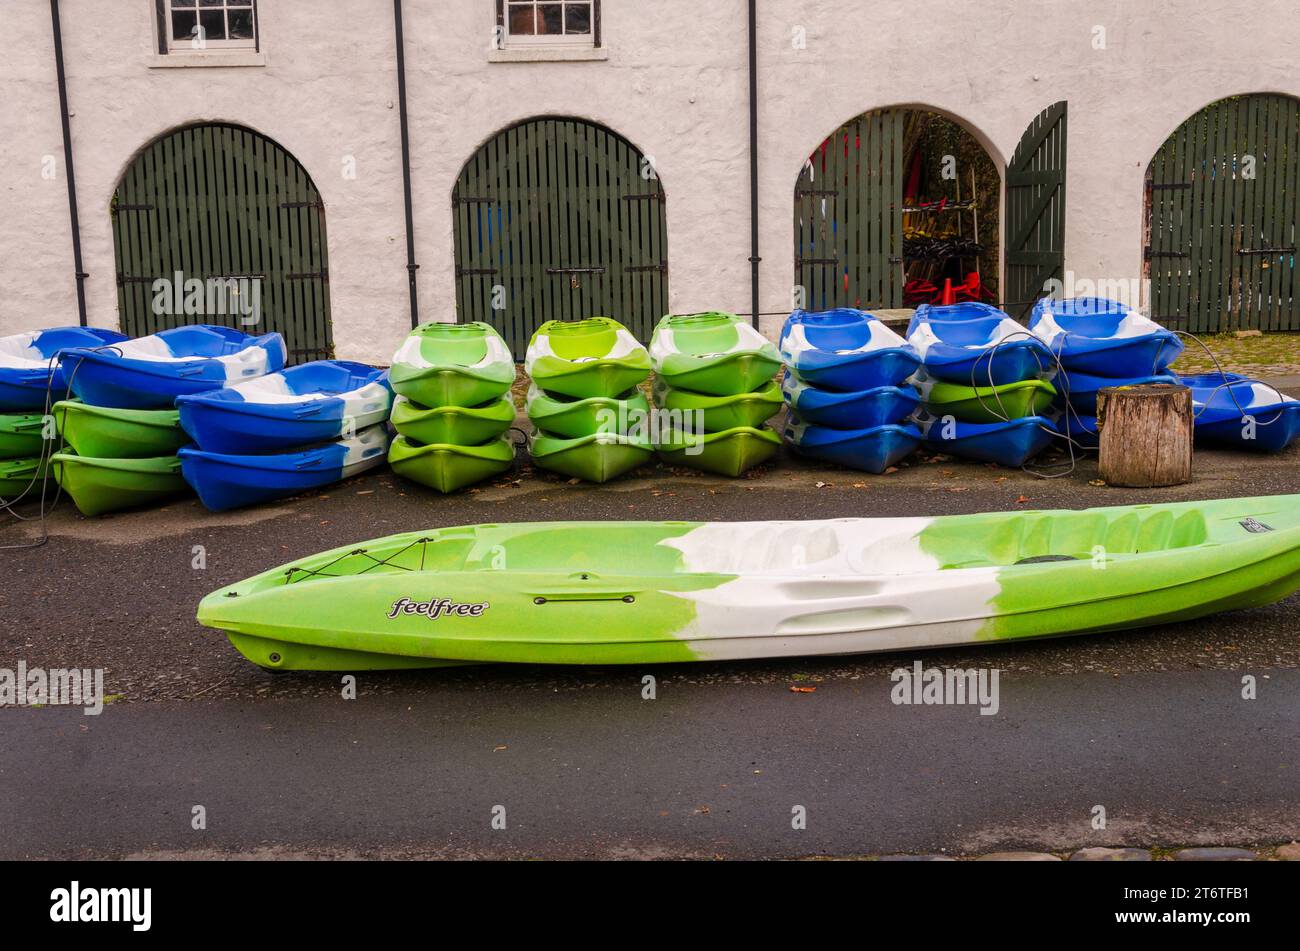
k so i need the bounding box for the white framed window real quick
[157,0,259,54]
[499,1,599,48]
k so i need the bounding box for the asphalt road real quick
[2,440,1299,857]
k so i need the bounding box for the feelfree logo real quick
[387,597,489,620]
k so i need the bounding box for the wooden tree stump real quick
[1096,383,1192,487]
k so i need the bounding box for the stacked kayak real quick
[907,303,1055,466]
[177,360,393,510]
[780,309,921,473]
[651,313,781,476]
[388,322,516,493]
[526,318,652,482]
[50,326,292,515]
[1029,297,1184,444]
[198,494,1300,671]
[1183,372,1300,452]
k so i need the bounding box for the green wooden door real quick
[1004,102,1067,321]
[794,109,905,311]
[112,124,332,361]
[453,118,668,359]
[1148,94,1300,332]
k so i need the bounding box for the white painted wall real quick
[3,0,1299,361]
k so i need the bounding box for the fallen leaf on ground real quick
[789,685,817,693]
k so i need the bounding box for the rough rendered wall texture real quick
[2,1,1299,360]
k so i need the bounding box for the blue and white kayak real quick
[1183,372,1300,452]
[0,327,127,410]
[779,308,920,390]
[61,325,286,410]
[178,424,391,512]
[1056,370,1181,416]
[906,307,1050,386]
[1029,297,1183,376]
[176,361,392,452]
[784,415,920,473]
[781,372,919,429]
[915,411,1055,466]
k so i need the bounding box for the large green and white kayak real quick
[198,494,1300,671]
[0,455,49,498]
[52,400,188,458]
[530,430,653,483]
[524,318,651,400]
[652,377,783,431]
[650,312,782,396]
[50,452,191,516]
[388,433,515,493]
[0,414,47,459]
[389,394,515,446]
[656,425,781,476]
[525,383,650,439]
[389,322,515,408]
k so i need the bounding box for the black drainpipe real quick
[50,0,88,326]
[747,0,760,330]
[393,0,420,327]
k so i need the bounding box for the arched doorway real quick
[452,117,668,359]
[794,102,1067,320]
[1146,94,1300,332]
[111,124,332,361]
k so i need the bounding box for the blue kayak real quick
[1056,370,1181,416]
[177,360,392,452]
[0,327,127,410]
[781,372,919,429]
[1183,372,1300,452]
[779,308,920,390]
[1049,411,1101,450]
[915,412,1055,466]
[1030,297,1183,376]
[784,416,920,473]
[907,307,1050,386]
[179,424,391,512]
[62,325,286,409]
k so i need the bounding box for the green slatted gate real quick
[1147,94,1300,333]
[794,109,905,311]
[1004,102,1067,321]
[112,123,332,361]
[452,117,669,359]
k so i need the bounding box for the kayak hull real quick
[918,415,1056,466]
[913,374,1057,423]
[651,312,783,396]
[526,317,651,400]
[0,455,50,499]
[0,414,47,459]
[197,495,1300,670]
[531,432,653,483]
[656,425,781,476]
[780,308,921,390]
[1029,297,1184,376]
[389,322,515,409]
[786,420,921,473]
[0,327,128,410]
[654,379,783,431]
[388,434,515,493]
[390,394,515,446]
[51,452,191,516]
[1183,372,1300,452]
[1058,371,1181,416]
[526,386,650,439]
[53,400,187,458]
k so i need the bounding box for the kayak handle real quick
[531,572,638,604]
[533,593,636,604]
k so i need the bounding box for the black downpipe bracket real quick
[393,0,420,327]
[747,0,760,330]
[50,0,88,326]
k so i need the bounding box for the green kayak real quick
[50,452,191,516]
[389,321,515,408]
[526,383,650,439]
[652,377,783,432]
[388,434,515,493]
[912,373,1057,423]
[531,430,653,483]
[524,317,651,400]
[650,312,782,396]
[53,400,188,458]
[0,414,48,459]
[656,424,781,476]
[389,394,515,446]
[200,494,1300,672]
[0,455,50,499]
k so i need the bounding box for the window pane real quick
[171,10,198,40]
[508,4,536,35]
[538,4,563,35]
[199,8,227,40]
[171,1,197,8]
[564,3,591,34]
[228,9,254,39]
[199,0,227,6]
